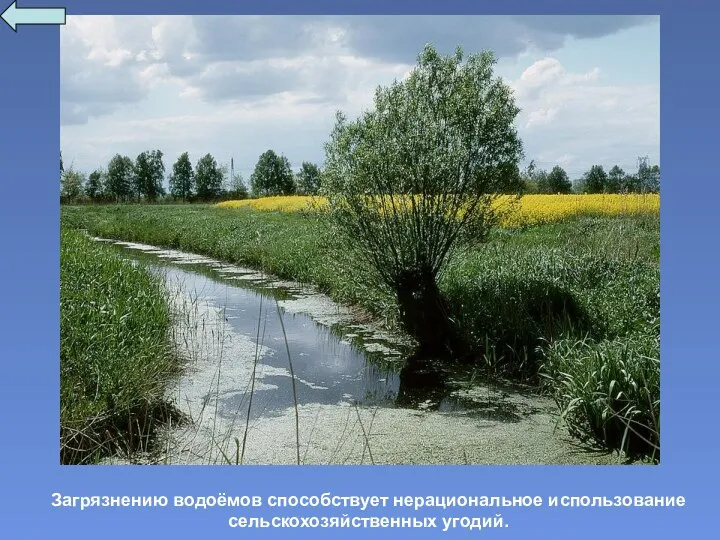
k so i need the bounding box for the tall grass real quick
[60,229,182,464]
[540,335,660,459]
[442,216,659,376]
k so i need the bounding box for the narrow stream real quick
[98,238,619,465]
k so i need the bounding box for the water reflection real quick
[108,240,539,423]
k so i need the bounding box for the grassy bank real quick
[61,204,659,458]
[60,228,182,464]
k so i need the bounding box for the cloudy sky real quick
[60,15,659,183]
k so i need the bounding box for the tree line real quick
[60,149,658,204]
[521,160,660,194]
[60,149,323,204]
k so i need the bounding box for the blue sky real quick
[60,15,659,183]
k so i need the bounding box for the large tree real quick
[296,161,322,195]
[169,152,195,201]
[194,153,224,201]
[583,165,608,194]
[134,149,166,202]
[546,165,572,194]
[607,165,626,193]
[105,154,135,202]
[250,150,296,197]
[323,44,523,359]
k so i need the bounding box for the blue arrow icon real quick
[1,2,66,32]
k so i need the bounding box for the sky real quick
[60,15,659,183]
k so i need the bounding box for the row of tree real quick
[521,160,660,194]
[60,149,323,203]
[60,149,659,203]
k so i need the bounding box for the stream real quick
[97,238,619,465]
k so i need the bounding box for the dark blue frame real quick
[1,0,717,537]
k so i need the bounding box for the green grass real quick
[61,205,660,459]
[60,228,182,464]
[540,334,660,460]
[442,215,659,374]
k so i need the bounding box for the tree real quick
[648,164,660,193]
[638,162,660,193]
[607,165,625,193]
[323,44,523,359]
[296,162,322,195]
[546,165,572,194]
[583,165,608,194]
[534,169,550,193]
[250,150,296,197]
[134,150,165,202]
[194,153,224,201]
[169,152,195,201]
[572,177,585,193]
[227,170,249,200]
[105,154,135,202]
[85,169,104,200]
[520,160,539,193]
[60,169,85,203]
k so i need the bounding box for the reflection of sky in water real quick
[158,263,402,419]
[110,241,529,423]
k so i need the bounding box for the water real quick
[98,238,620,465]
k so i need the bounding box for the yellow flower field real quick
[218,195,322,213]
[217,194,659,228]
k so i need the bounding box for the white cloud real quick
[60,15,659,179]
[525,107,559,129]
[506,57,658,175]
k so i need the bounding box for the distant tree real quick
[194,153,224,201]
[648,164,660,193]
[546,165,572,194]
[619,173,638,193]
[60,152,64,174]
[250,150,296,197]
[85,169,104,200]
[583,165,608,194]
[572,177,585,193]
[105,154,135,202]
[607,165,625,193]
[169,152,195,201]
[60,169,85,203]
[520,160,539,193]
[295,162,322,195]
[134,150,165,202]
[535,169,550,193]
[227,171,249,200]
[638,162,660,193]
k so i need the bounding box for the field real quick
[217,193,659,228]
[61,194,660,459]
